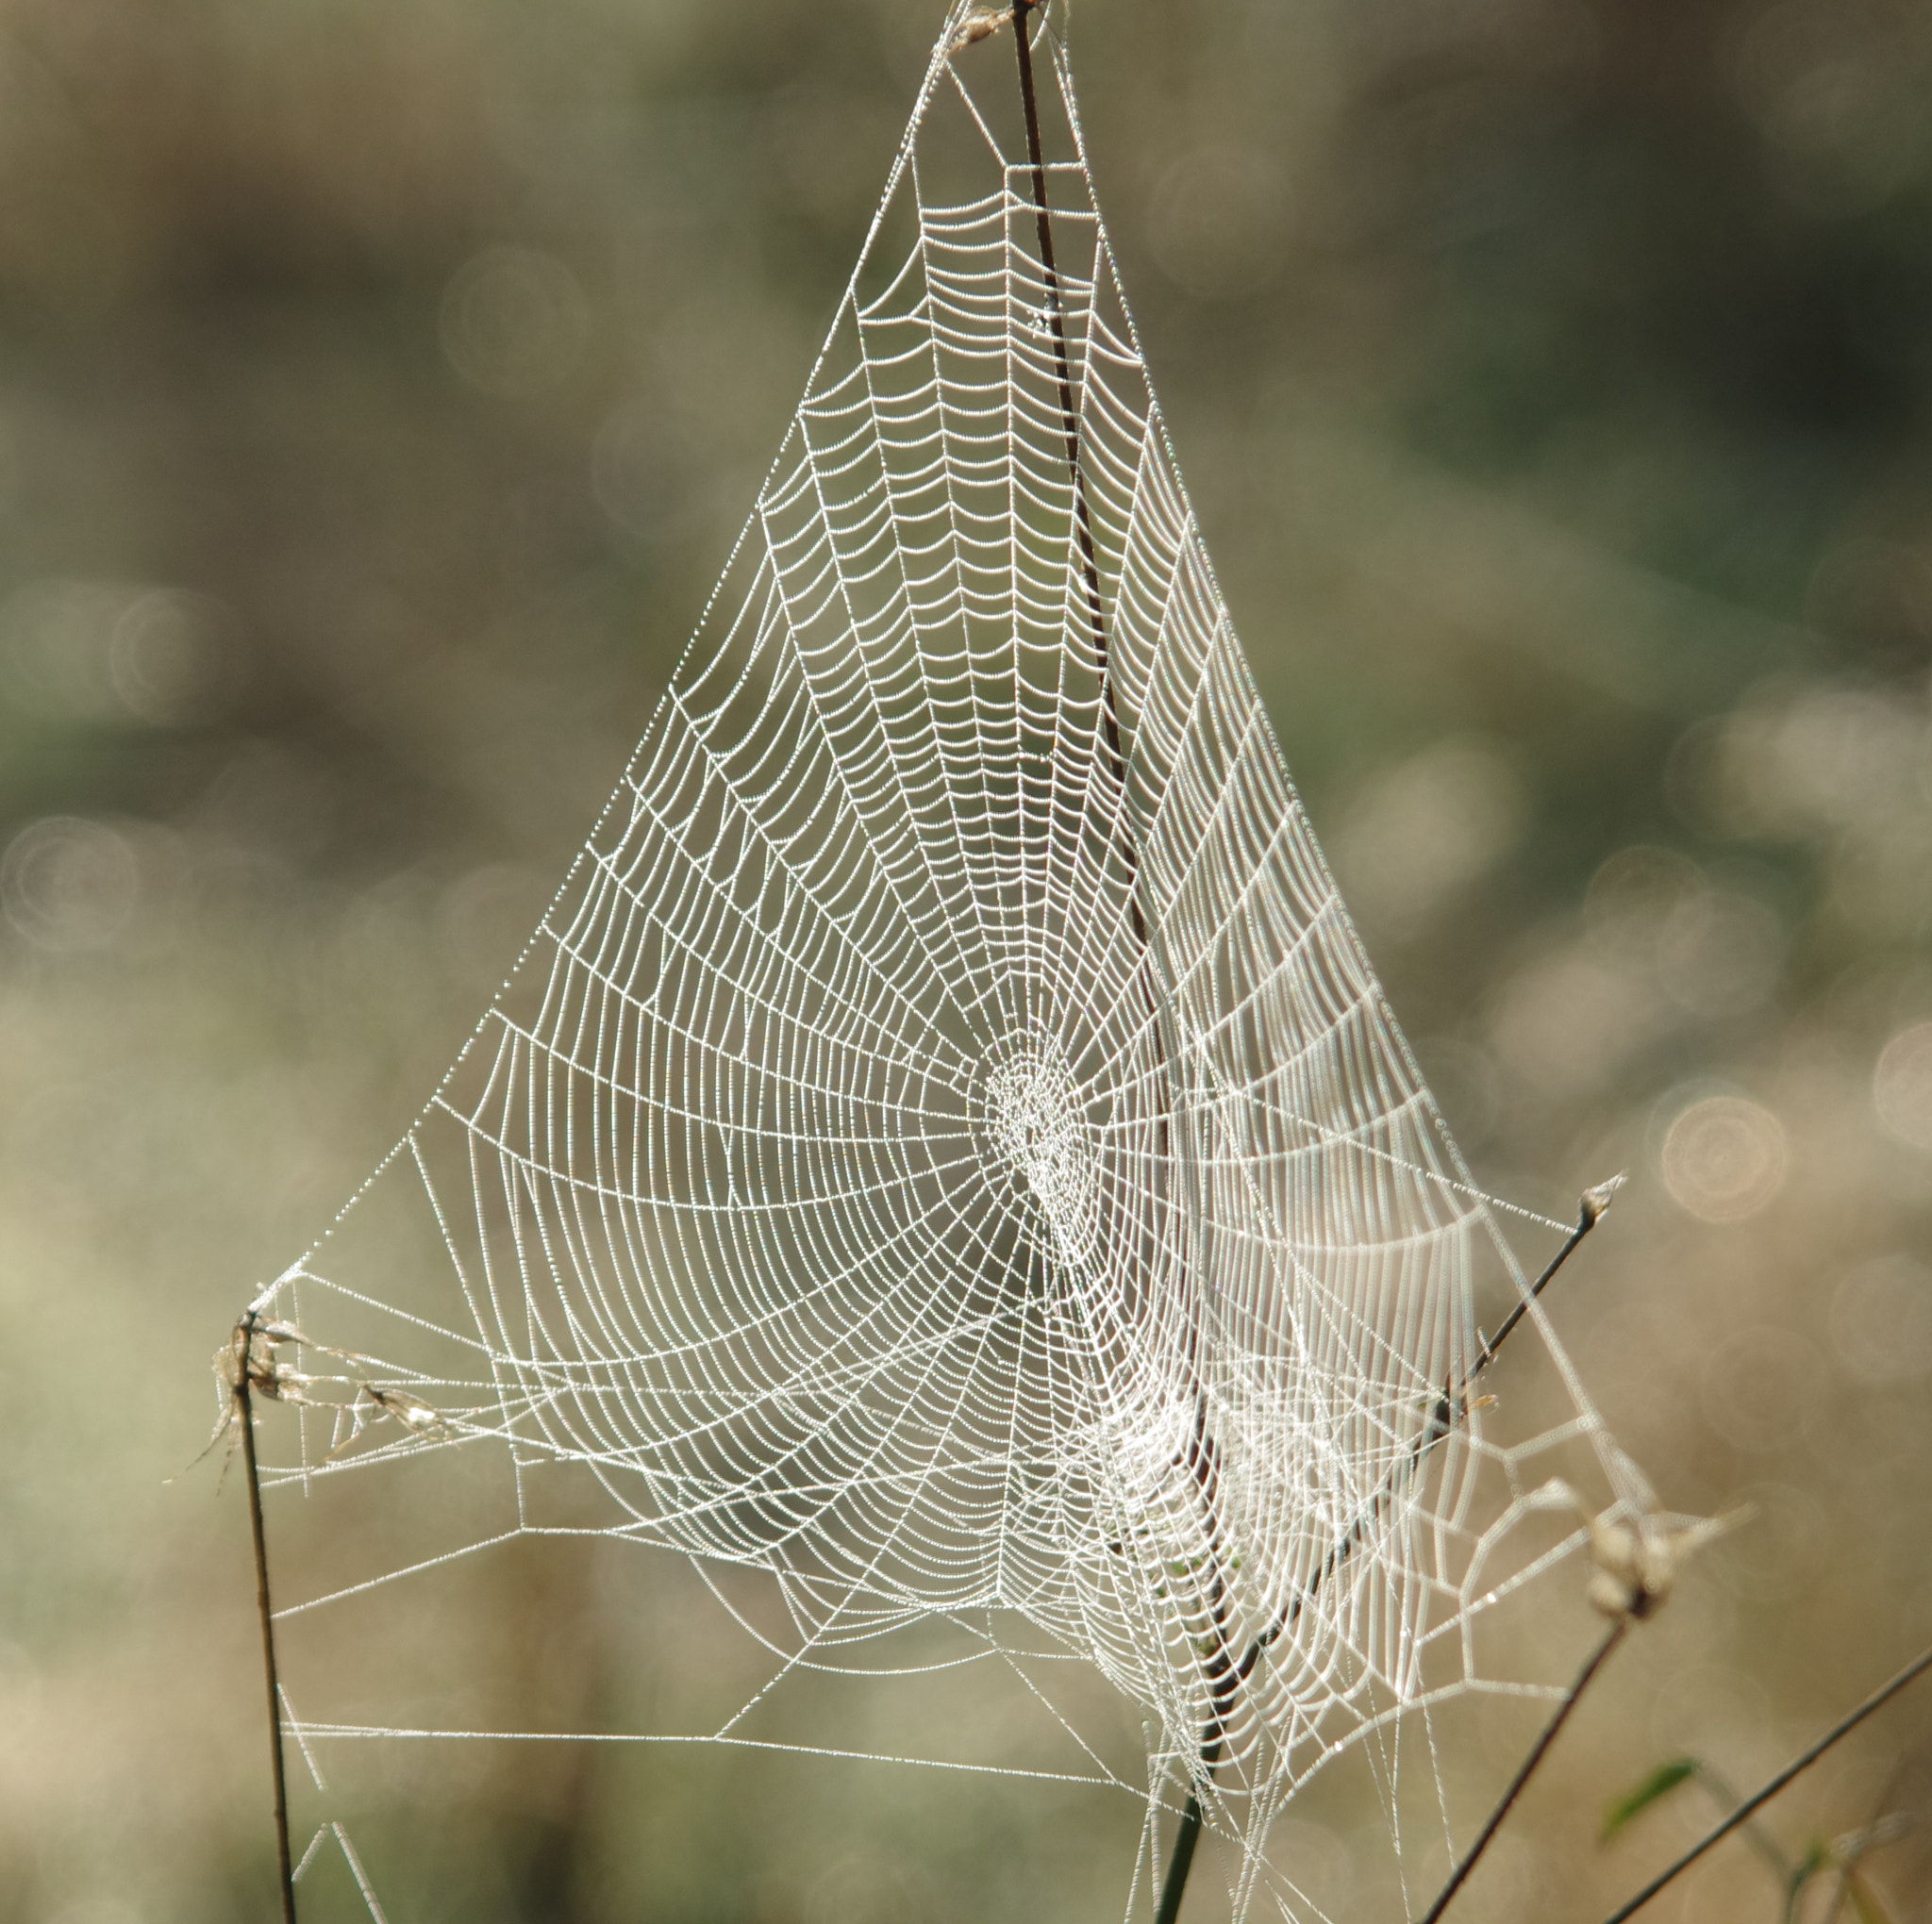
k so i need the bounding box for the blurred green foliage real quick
[2,0,1931,1918]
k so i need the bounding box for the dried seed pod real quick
[951,8,1008,52]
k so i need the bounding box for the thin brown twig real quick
[1682,1760,1794,1883]
[1471,1176,1621,1376]
[1003,17,1239,1919]
[1153,1787,1206,1924]
[1005,0,1179,1319]
[236,1312,299,1924]
[1415,1622,1627,1924]
[1599,1641,1932,1924]
[1008,0,1121,797]
[1234,1181,1616,1692]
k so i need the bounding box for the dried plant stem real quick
[1471,1179,1618,1376]
[1153,1790,1205,1924]
[1008,0,1116,782]
[1232,1186,1612,1700]
[1684,1761,1795,1883]
[1414,1621,1627,1924]
[237,1313,299,1924]
[1599,1640,1932,1924]
[1006,21,1233,1921]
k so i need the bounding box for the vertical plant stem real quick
[237,1314,299,1924]
[1008,15,1233,1916]
[1415,1621,1627,1924]
[1006,0,1187,1311]
[1009,0,1119,789]
[1153,1791,1204,1924]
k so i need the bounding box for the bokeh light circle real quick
[1661,1095,1788,1221]
[1873,1021,1932,1149]
[1830,1252,1932,1385]
[440,245,589,398]
[1,817,138,951]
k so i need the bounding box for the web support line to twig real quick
[235,1312,300,1924]
[1414,1621,1627,1924]
[1597,1639,1932,1924]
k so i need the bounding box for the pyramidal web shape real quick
[245,9,1646,1919]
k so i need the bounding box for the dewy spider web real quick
[242,8,1651,1918]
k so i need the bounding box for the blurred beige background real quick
[2,0,1929,1918]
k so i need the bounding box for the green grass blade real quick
[1601,1759,1697,1842]
[1847,1871,1897,1924]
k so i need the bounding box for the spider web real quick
[243,8,1647,1918]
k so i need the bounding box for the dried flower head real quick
[1556,1485,1741,1621]
[951,8,1008,52]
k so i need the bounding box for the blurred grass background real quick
[2,0,1931,1917]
